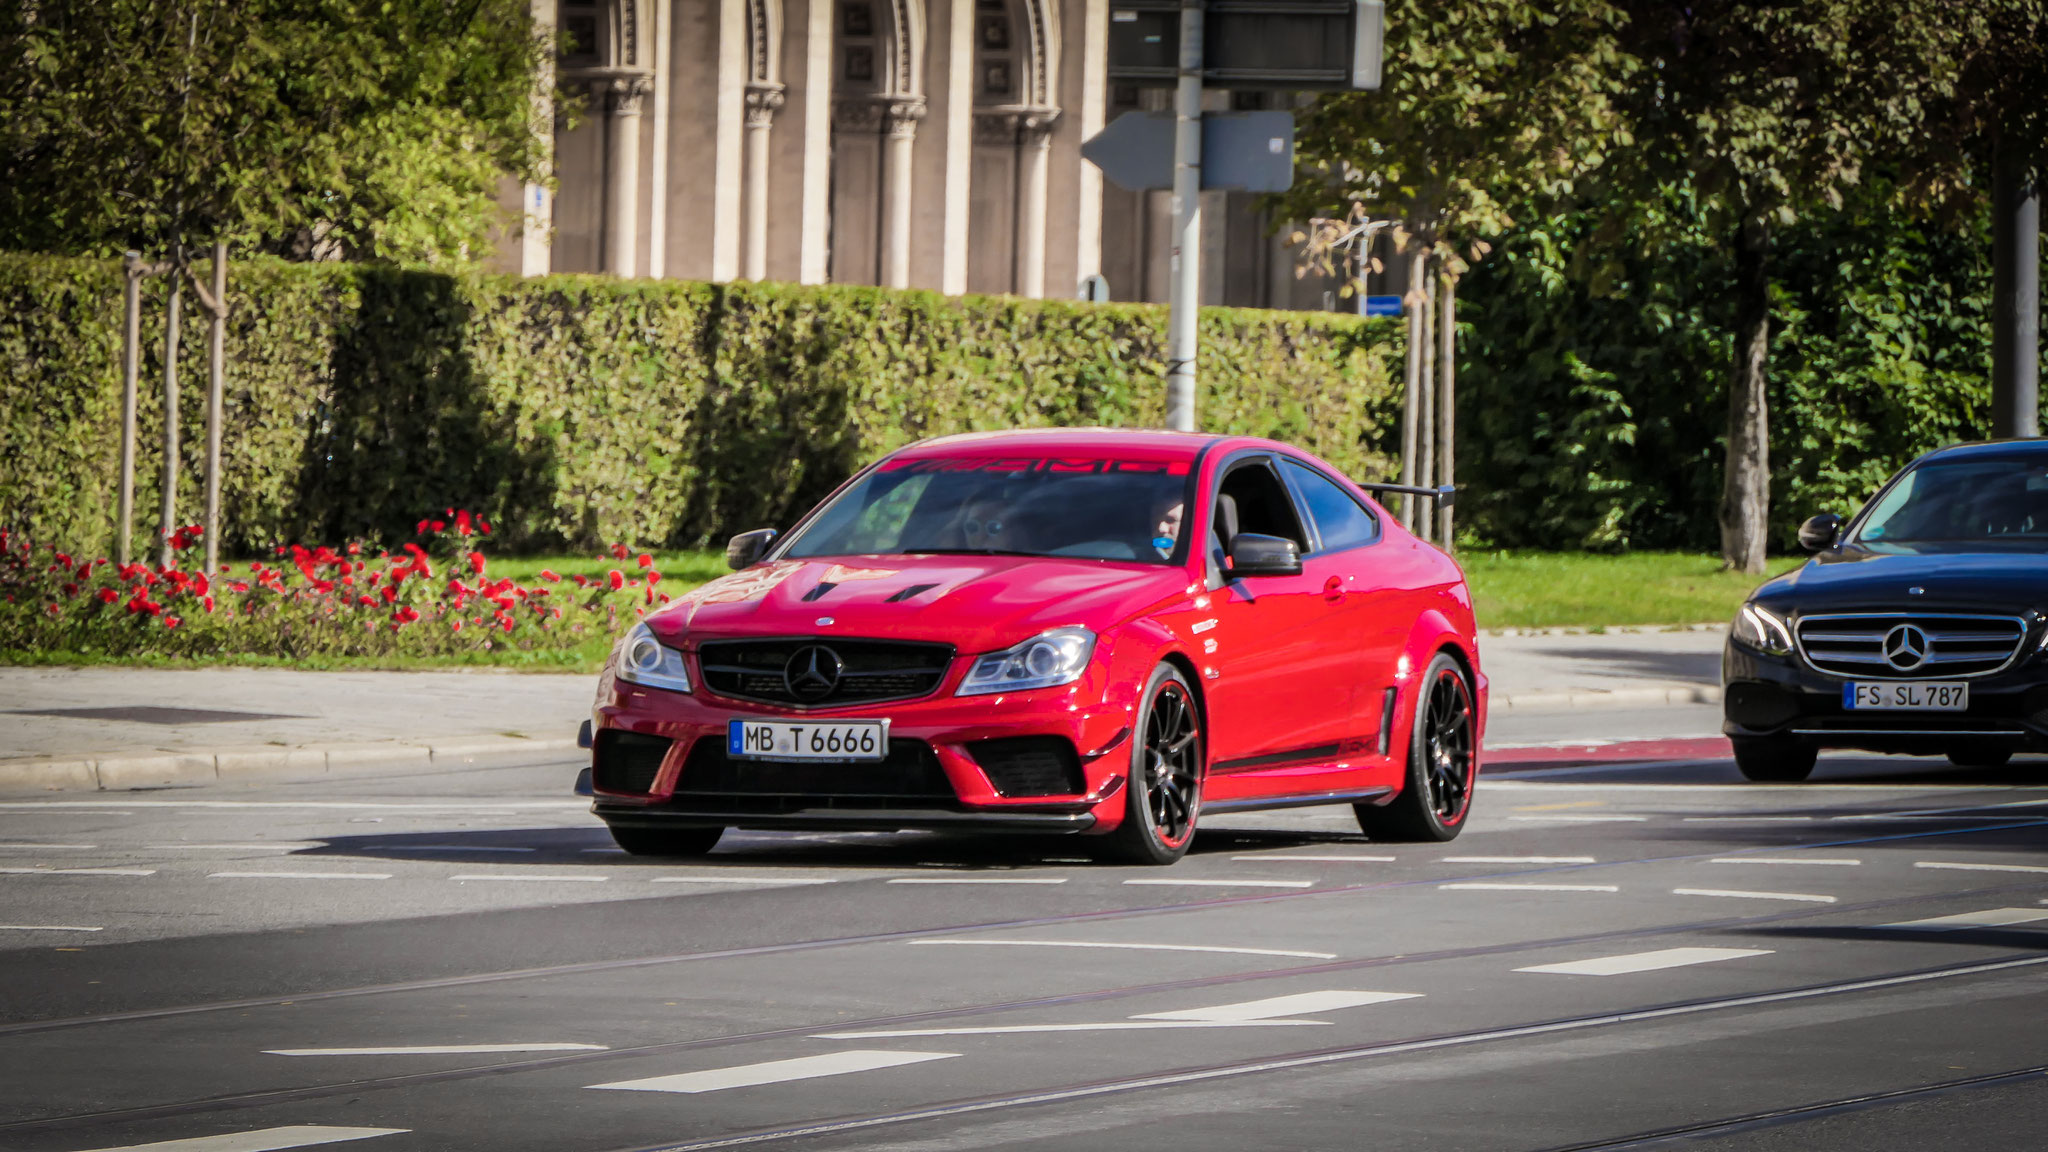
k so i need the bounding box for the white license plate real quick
[1844,682,1969,711]
[727,719,890,761]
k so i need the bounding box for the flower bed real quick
[0,512,679,667]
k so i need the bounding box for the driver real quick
[960,491,1019,552]
[1149,496,1184,558]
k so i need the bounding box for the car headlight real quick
[1732,603,1794,657]
[956,626,1096,696]
[614,621,692,693]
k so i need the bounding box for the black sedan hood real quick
[1754,546,2048,616]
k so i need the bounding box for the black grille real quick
[969,736,1085,797]
[592,730,673,794]
[670,737,957,811]
[698,638,954,707]
[1796,612,2029,678]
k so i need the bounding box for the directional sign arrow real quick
[1081,110,1296,193]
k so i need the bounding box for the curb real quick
[1493,685,1723,712]
[0,735,582,794]
[1484,623,1729,637]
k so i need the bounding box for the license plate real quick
[727,719,890,761]
[1844,682,1969,711]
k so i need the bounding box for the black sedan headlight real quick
[1732,603,1794,657]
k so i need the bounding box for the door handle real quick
[1323,575,1345,602]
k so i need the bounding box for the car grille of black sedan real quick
[1795,612,2030,678]
[670,737,958,810]
[697,639,954,707]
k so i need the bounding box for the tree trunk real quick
[1719,217,1772,574]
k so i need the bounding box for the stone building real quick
[501,0,1343,309]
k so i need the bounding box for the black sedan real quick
[1724,438,2048,781]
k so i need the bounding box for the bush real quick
[0,256,1403,559]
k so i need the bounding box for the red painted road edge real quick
[1484,736,1731,773]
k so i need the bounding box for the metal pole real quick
[1438,269,1457,549]
[1397,241,1421,528]
[1163,0,1204,433]
[204,240,226,575]
[159,275,182,570]
[118,252,143,568]
[1417,259,1436,542]
[1992,148,2040,439]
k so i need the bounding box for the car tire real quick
[1731,738,1818,782]
[1355,652,1476,842]
[1106,664,1205,865]
[1947,747,2014,769]
[607,824,724,857]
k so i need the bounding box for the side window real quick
[1282,459,1380,552]
[1214,460,1309,552]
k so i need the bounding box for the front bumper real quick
[1723,641,2048,755]
[587,673,1138,834]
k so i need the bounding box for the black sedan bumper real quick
[1724,642,2048,755]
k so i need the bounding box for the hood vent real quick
[800,582,838,602]
[886,583,938,603]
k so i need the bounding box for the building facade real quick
[502,0,1343,309]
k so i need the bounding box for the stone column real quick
[743,84,785,281]
[880,98,927,290]
[1014,110,1058,298]
[603,74,654,277]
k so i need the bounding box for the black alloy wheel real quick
[1356,652,1476,841]
[1731,737,1818,782]
[1108,664,1205,864]
[608,824,725,857]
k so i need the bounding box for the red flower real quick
[96,588,118,604]
[478,519,491,535]
[55,552,71,566]
[537,569,560,583]
[455,510,474,536]
[392,606,421,625]
[636,553,653,569]
[468,552,486,576]
[45,602,60,617]
[274,545,286,557]
[347,542,361,556]
[610,543,629,560]
[497,613,515,633]
[163,615,181,629]
[450,619,463,632]
[607,570,625,590]
[61,582,79,598]
[430,520,446,533]
[646,570,661,585]
[380,586,399,604]
[201,596,215,612]
[570,574,590,587]
[358,594,375,606]
[190,573,209,596]
[416,519,431,536]
[227,581,250,593]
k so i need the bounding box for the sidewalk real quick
[0,627,1726,792]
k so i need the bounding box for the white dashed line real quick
[0,842,98,849]
[148,843,314,851]
[210,872,392,881]
[1134,990,1420,1022]
[823,989,1418,1038]
[69,1125,409,1151]
[1882,908,2048,932]
[813,1020,1326,1038]
[911,939,1338,960]
[1673,888,1837,904]
[1440,883,1619,893]
[887,877,1068,885]
[1123,878,1314,889]
[650,876,838,885]
[450,874,607,883]
[1711,857,1862,866]
[0,924,103,932]
[1507,815,1647,823]
[1682,816,1815,823]
[1229,854,1396,863]
[1442,856,1596,864]
[1516,947,1773,976]
[1914,861,2048,875]
[269,1043,608,1056]
[0,867,156,876]
[590,1050,958,1094]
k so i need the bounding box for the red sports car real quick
[586,428,1485,864]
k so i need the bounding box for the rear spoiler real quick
[1357,483,1456,511]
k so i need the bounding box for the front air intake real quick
[592,730,673,794]
[969,736,1086,798]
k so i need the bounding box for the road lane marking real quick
[72,1126,409,1152]
[210,872,392,881]
[363,845,535,853]
[1123,878,1314,889]
[887,877,1068,885]
[0,867,156,876]
[0,924,103,932]
[911,939,1338,960]
[450,874,606,882]
[590,1050,958,1094]
[650,876,837,885]
[813,1020,1328,1038]
[1229,854,1395,862]
[1133,990,1419,1022]
[1915,861,2048,875]
[1515,947,1773,976]
[0,842,98,849]
[1442,856,1595,864]
[269,1043,608,1056]
[1673,888,1836,903]
[1683,816,1815,823]
[148,843,314,850]
[1711,857,1861,866]
[1440,883,1619,893]
[1882,908,2048,932]
[1507,815,1647,823]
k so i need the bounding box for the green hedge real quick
[0,255,1403,557]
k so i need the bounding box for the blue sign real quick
[1363,295,1402,317]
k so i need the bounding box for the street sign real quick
[1363,295,1401,317]
[1109,0,1384,90]
[1081,110,1295,192]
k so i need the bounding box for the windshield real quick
[779,453,1195,564]
[1855,457,2048,550]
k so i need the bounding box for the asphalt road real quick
[1,704,2044,1152]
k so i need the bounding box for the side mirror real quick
[1797,512,1843,553]
[1226,533,1302,577]
[724,528,778,570]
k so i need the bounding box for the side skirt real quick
[1202,786,1395,815]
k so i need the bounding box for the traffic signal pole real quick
[1164,0,1204,433]
[1991,149,2040,439]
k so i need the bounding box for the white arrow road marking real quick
[1915,861,2048,874]
[1515,947,1773,976]
[911,939,1338,960]
[589,1050,957,1094]
[268,1043,608,1056]
[72,1126,407,1152]
[1674,888,1837,903]
[1133,990,1420,1022]
[1883,908,2048,932]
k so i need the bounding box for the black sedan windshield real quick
[780,455,1191,564]
[1857,457,2048,549]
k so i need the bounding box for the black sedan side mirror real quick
[1227,533,1302,577]
[1797,512,1843,553]
[725,528,778,570]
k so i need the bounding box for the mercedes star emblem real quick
[1881,623,1930,671]
[783,644,843,701]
